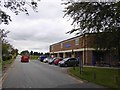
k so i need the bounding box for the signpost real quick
[78,56,83,74]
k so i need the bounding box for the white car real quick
[43,57,51,63]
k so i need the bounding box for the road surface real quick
[2,55,106,88]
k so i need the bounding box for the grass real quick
[30,55,39,60]
[2,58,15,73]
[68,66,120,89]
[3,59,14,66]
[0,62,1,71]
[2,55,17,66]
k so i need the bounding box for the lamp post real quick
[0,37,2,63]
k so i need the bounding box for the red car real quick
[54,58,63,65]
[21,55,29,62]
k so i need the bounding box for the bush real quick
[2,55,12,61]
[2,56,7,61]
[7,55,12,60]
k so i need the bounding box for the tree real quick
[40,52,43,55]
[20,50,29,55]
[63,0,120,62]
[0,0,40,61]
[33,52,40,56]
[0,29,10,40]
[0,0,40,42]
[0,0,40,24]
[30,50,33,55]
[44,52,50,57]
[0,29,10,61]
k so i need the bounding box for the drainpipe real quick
[72,49,74,58]
[83,34,86,65]
[63,52,66,58]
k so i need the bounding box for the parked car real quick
[58,57,78,67]
[43,58,48,63]
[48,57,58,64]
[43,57,51,63]
[21,55,29,62]
[39,55,47,62]
[54,58,63,65]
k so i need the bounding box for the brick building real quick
[50,33,118,66]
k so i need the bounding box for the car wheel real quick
[58,63,61,67]
[65,64,68,67]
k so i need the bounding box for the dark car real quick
[58,58,78,67]
[39,55,47,62]
[54,58,63,65]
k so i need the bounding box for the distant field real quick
[30,55,39,60]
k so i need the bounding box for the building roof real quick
[50,33,96,46]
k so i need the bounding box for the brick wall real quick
[50,34,96,52]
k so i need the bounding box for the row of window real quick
[51,37,80,51]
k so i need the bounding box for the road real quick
[2,55,106,88]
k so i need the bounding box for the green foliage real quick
[3,58,14,66]
[30,55,39,60]
[0,0,40,25]
[69,67,120,89]
[0,0,39,63]
[2,40,18,61]
[63,0,120,60]
[0,10,11,25]
[30,51,34,55]
[2,55,12,61]
[64,1,120,34]
[2,43,9,55]
[20,50,29,55]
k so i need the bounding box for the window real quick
[66,43,71,48]
[51,46,54,51]
[61,43,63,48]
[75,38,79,45]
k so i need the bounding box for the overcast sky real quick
[1,0,76,53]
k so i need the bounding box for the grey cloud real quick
[1,0,75,53]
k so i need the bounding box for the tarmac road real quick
[2,55,106,88]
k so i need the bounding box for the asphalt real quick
[2,55,107,88]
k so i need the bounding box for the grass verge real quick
[2,58,15,74]
[30,55,39,60]
[3,59,14,66]
[68,66,120,89]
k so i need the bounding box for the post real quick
[83,34,86,65]
[72,49,76,70]
[78,56,83,74]
[0,32,2,89]
[73,63,75,70]
[79,57,81,74]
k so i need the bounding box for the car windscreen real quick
[70,58,77,60]
[63,58,69,62]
